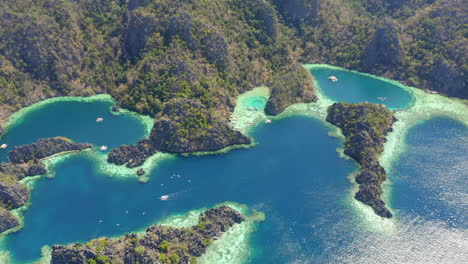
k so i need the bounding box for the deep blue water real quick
[390,117,468,229]
[1,110,358,263]
[1,100,467,263]
[0,100,146,162]
[311,67,413,109]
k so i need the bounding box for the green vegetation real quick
[51,206,244,264]
[1,0,464,157]
[326,102,396,218]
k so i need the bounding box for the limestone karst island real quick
[0,0,466,263]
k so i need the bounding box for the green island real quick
[0,0,466,263]
[51,206,244,264]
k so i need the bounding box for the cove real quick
[0,99,148,162]
[1,113,358,263]
[308,65,413,109]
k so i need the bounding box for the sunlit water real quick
[0,100,146,162]
[310,66,413,109]
[1,97,466,263]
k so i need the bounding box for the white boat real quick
[100,145,108,151]
[96,117,104,122]
[159,195,169,201]
[377,97,387,101]
[0,144,7,149]
[248,121,255,125]
[328,76,338,82]
[264,119,272,124]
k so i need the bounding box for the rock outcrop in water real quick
[326,102,396,218]
[0,137,92,233]
[9,137,91,164]
[265,64,317,116]
[107,140,157,168]
[51,206,244,264]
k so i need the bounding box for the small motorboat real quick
[264,119,272,124]
[328,76,338,82]
[159,195,169,201]
[0,144,7,149]
[377,97,387,101]
[96,117,104,122]
[100,145,108,151]
[247,107,253,111]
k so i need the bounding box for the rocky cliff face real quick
[265,64,317,115]
[51,206,244,264]
[107,141,157,168]
[149,98,251,153]
[0,208,19,233]
[326,102,396,218]
[9,137,91,164]
[0,182,29,209]
[362,19,401,75]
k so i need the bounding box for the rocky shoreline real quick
[0,137,91,233]
[326,102,396,218]
[51,206,244,264]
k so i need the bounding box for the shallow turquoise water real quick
[311,67,413,109]
[2,109,358,263]
[243,96,267,109]
[0,100,146,162]
[1,99,467,262]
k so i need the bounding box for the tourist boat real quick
[0,144,7,149]
[96,117,104,122]
[247,107,253,111]
[159,195,169,201]
[425,90,439,94]
[328,76,338,82]
[377,97,387,101]
[248,121,255,125]
[265,119,272,124]
[100,145,108,151]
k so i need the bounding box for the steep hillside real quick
[0,0,466,150]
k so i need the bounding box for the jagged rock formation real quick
[0,208,18,233]
[0,138,91,233]
[362,19,401,74]
[326,102,396,218]
[51,206,244,264]
[9,137,91,164]
[0,182,29,209]
[265,64,317,115]
[107,141,157,168]
[0,0,464,162]
[150,98,251,153]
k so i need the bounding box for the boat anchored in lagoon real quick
[328,76,338,82]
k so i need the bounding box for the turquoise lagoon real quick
[0,99,148,162]
[0,69,467,263]
[309,65,413,109]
